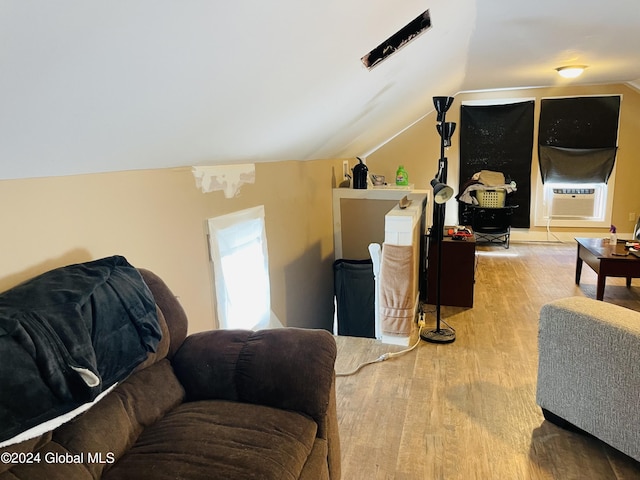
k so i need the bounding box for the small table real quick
[575,237,640,300]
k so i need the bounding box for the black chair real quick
[468,205,518,248]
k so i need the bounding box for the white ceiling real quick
[1,1,639,180]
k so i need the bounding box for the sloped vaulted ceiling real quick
[1,0,639,180]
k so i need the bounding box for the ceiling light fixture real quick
[556,65,587,79]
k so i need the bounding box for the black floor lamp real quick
[421,96,457,344]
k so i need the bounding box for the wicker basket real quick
[476,188,506,208]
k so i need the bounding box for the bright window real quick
[533,176,615,228]
[207,206,281,330]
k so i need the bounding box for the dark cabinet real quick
[426,235,476,307]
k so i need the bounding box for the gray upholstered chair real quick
[536,297,640,462]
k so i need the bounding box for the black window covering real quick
[538,96,620,184]
[459,101,534,228]
[539,146,617,184]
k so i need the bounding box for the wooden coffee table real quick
[575,237,640,300]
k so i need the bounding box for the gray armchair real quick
[536,296,640,462]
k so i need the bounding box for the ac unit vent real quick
[551,188,596,218]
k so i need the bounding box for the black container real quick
[352,157,368,189]
[333,259,375,338]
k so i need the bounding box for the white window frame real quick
[533,167,616,228]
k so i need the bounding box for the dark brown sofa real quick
[0,262,340,479]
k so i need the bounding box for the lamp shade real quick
[433,96,455,121]
[436,122,457,147]
[431,179,453,204]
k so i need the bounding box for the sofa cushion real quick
[299,439,329,480]
[103,400,319,480]
[55,359,185,478]
[0,433,52,476]
[139,269,188,359]
[0,359,184,479]
[173,328,337,424]
[0,441,94,480]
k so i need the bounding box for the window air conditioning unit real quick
[551,188,596,218]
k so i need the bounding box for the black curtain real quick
[459,101,534,228]
[538,96,620,184]
[539,146,617,184]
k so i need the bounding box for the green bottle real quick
[395,165,409,186]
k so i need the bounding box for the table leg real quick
[596,275,606,300]
[575,255,583,285]
[627,277,632,288]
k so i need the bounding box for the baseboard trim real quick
[507,229,634,244]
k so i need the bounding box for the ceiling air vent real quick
[361,10,431,70]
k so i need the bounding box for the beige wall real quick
[366,83,640,235]
[339,198,398,259]
[0,158,346,334]
[4,83,639,334]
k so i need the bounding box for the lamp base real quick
[420,327,456,344]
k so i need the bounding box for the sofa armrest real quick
[171,328,337,423]
[536,297,640,461]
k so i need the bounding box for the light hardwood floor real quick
[334,241,640,480]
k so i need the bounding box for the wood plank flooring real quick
[334,241,640,480]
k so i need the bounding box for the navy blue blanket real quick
[0,256,161,443]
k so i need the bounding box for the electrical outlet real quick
[630,212,637,221]
[342,160,349,179]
